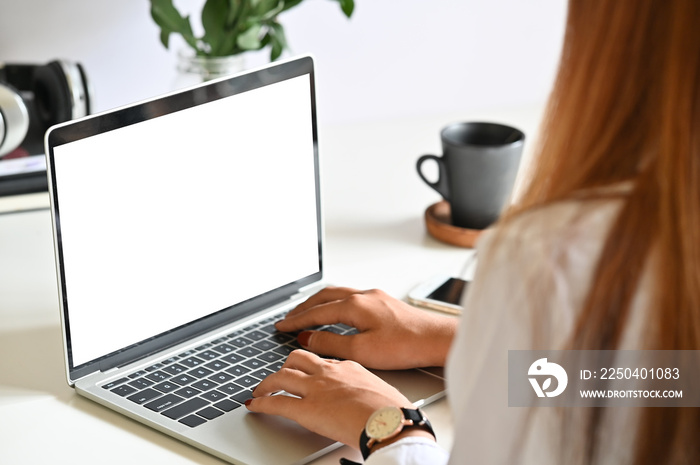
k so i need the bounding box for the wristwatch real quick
[359,406,435,460]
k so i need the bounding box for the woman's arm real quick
[245,286,456,457]
[245,349,423,448]
[275,286,458,369]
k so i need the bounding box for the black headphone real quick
[0,60,92,157]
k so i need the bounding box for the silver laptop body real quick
[44,55,444,465]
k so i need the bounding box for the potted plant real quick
[150,0,354,80]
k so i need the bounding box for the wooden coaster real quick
[424,201,483,248]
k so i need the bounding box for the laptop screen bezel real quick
[45,56,322,384]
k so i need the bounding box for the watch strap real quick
[359,407,435,460]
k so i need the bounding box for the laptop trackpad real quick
[192,367,445,465]
[373,367,446,405]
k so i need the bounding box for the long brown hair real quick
[506,1,700,463]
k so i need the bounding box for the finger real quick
[280,349,327,374]
[276,298,358,332]
[285,286,360,317]
[253,365,309,398]
[246,390,303,417]
[299,330,358,361]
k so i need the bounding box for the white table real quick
[0,105,542,464]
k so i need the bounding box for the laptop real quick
[44,55,445,465]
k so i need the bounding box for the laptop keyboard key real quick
[179,414,207,428]
[258,324,277,334]
[144,394,184,412]
[128,378,154,390]
[209,372,235,384]
[111,384,137,397]
[217,382,245,395]
[189,367,214,378]
[236,375,259,389]
[197,406,224,420]
[198,350,220,360]
[214,399,240,412]
[252,340,276,351]
[191,379,218,391]
[162,397,210,420]
[246,330,267,341]
[162,363,188,375]
[272,345,294,357]
[128,388,162,404]
[225,364,251,377]
[172,374,198,385]
[229,337,253,348]
[201,390,227,402]
[211,343,236,354]
[259,351,283,363]
[180,357,205,368]
[204,360,229,371]
[236,347,262,358]
[269,332,294,344]
[153,381,180,393]
[268,361,285,372]
[145,371,171,383]
[231,390,254,404]
[174,386,201,399]
[241,358,266,370]
[250,368,275,380]
[102,377,129,389]
[220,353,246,364]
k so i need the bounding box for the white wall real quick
[0,0,566,125]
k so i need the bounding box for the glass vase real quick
[173,50,246,90]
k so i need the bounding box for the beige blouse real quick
[369,196,652,464]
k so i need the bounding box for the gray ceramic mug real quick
[417,122,525,230]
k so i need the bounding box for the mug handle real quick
[416,154,450,200]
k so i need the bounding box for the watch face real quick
[366,406,403,440]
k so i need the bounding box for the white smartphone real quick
[407,274,469,315]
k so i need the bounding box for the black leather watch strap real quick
[359,407,435,460]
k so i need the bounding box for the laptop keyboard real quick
[101,312,358,428]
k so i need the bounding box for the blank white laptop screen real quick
[50,74,320,368]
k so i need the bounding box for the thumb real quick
[298,330,354,360]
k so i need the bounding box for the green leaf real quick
[259,0,285,21]
[150,0,355,59]
[280,0,303,13]
[149,0,197,50]
[237,23,263,50]
[267,22,288,61]
[254,0,281,16]
[201,0,229,55]
[159,29,171,48]
[226,0,242,26]
[337,0,355,17]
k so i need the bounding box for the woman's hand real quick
[245,349,415,448]
[276,286,457,370]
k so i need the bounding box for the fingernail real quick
[297,330,312,348]
[244,399,253,407]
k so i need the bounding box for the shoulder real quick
[464,195,626,348]
[476,195,624,277]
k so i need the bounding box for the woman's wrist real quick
[369,428,437,455]
[421,315,458,367]
[359,406,437,460]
